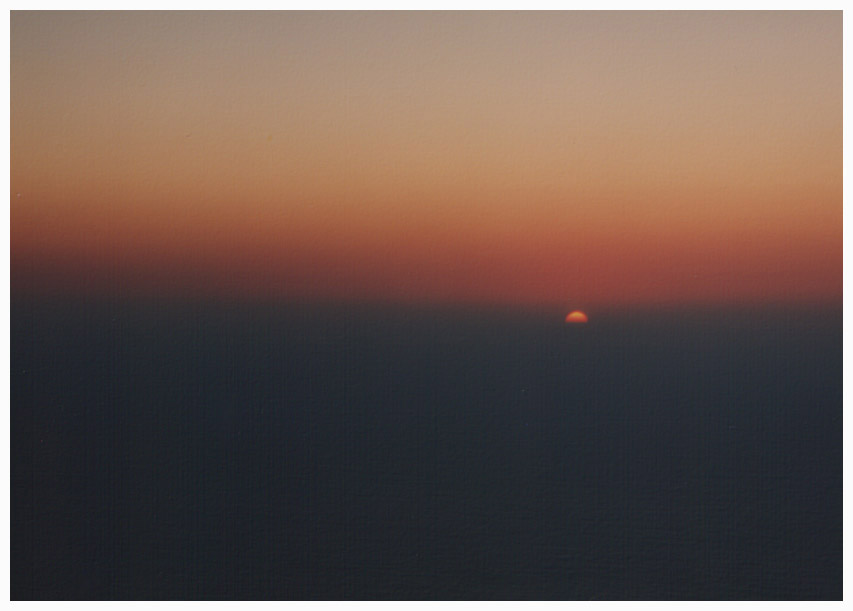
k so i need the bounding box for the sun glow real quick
[565,311,589,324]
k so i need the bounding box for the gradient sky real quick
[11,11,841,308]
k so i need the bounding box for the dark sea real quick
[11,299,842,600]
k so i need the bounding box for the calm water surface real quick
[11,300,842,599]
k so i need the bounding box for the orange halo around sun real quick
[565,310,588,324]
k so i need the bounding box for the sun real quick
[565,310,588,324]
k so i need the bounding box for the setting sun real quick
[565,311,589,324]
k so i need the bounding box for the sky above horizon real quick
[11,11,842,308]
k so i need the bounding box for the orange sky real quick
[11,11,842,308]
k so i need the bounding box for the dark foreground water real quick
[11,300,842,599]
